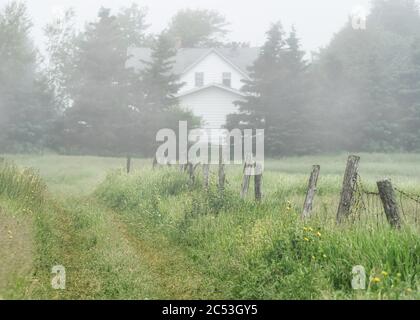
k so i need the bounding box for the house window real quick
[195,72,204,87]
[222,72,232,87]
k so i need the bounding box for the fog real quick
[1,0,420,156]
[13,0,370,52]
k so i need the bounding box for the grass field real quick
[0,153,419,299]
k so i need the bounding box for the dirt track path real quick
[107,210,214,299]
[24,196,212,299]
[0,206,34,298]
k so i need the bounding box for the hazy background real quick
[2,0,420,156]
[2,0,371,52]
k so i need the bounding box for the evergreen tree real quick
[398,37,420,150]
[117,3,149,49]
[44,8,78,113]
[167,9,230,47]
[228,23,310,155]
[312,0,420,152]
[60,7,136,155]
[275,27,311,155]
[0,1,55,152]
[139,32,184,112]
[133,32,198,156]
[228,22,286,132]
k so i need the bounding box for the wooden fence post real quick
[254,162,263,202]
[126,155,132,174]
[203,164,210,190]
[188,162,195,185]
[218,144,225,191]
[302,165,321,219]
[337,155,360,223]
[241,161,253,198]
[377,179,402,229]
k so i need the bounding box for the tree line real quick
[1,0,420,156]
[229,0,420,155]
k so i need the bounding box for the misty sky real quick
[1,0,372,52]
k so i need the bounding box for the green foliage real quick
[44,7,199,157]
[131,32,200,155]
[0,1,56,153]
[398,37,420,150]
[139,32,184,111]
[310,0,420,153]
[95,162,419,300]
[229,1,420,155]
[228,22,312,156]
[55,7,139,155]
[0,160,46,208]
[167,9,230,47]
[2,154,419,299]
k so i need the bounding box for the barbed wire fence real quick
[394,186,420,226]
[149,153,420,229]
[349,173,420,228]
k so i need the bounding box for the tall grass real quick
[0,160,46,209]
[96,167,420,299]
[1,154,419,299]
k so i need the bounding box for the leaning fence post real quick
[126,155,132,174]
[254,162,263,202]
[203,164,210,190]
[302,165,321,219]
[218,144,225,191]
[337,155,360,224]
[377,179,402,229]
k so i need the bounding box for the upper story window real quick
[195,72,204,87]
[222,72,232,87]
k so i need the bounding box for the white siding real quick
[179,52,246,93]
[179,86,243,129]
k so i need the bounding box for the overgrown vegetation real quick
[96,163,420,299]
[1,154,419,299]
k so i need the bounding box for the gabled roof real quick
[127,47,260,76]
[174,83,247,98]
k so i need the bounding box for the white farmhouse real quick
[127,47,259,143]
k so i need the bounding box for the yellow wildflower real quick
[303,237,310,242]
[372,277,381,284]
[316,232,322,237]
[381,271,388,277]
[308,227,313,232]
